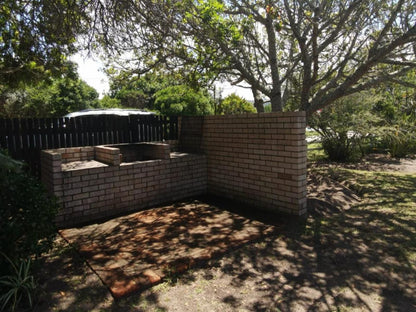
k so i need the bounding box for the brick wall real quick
[95,146,121,165]
[41,145,206,228]
[178,116,204,153]
[41,112,307,227]
[41,150,64,199]
[41,147,97,199]
[180,112,307,215]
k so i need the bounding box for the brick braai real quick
[41,112,307,227]
[41,144,206,228]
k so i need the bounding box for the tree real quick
[217,93,256,114]
[49,76,99,116]
[107,70,178,109]
[0,64,99,118]
[0,0,87,87]
[0,88,27,118]
[309,76,416,160]
[374,71,416,122]
[99,95,121,108]
[374,72,416,157]
[154,85,213,116]
[88,0,416,115]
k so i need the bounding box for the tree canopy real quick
[0,64,99,118]
[89,0,416,114]
[2,0,415,115]
[0,0,88,87]
[217,93,257,114]
[107,70,179,110]
[154,85,213,116]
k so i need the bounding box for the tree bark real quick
[252,88,264,113]
[265,9,283,112]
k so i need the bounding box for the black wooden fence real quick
[0,115,178,177]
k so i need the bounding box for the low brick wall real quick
[180,112,307,215]
[41,145,206,228]
[41,112,307,227]
[95,146,121,165]
[41,146,97,200]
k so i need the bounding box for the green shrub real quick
[321,133,354,162]
[308,92,380,162]
[154,85,213,116]
[0,151,58,273]
[0,253,36,311]
[372,78,416,158]
[378,124,416,158]
[217,93,256,114]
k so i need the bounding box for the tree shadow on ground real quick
[57,197,276,299]
[32,169,416,311]
[188,169,416,311]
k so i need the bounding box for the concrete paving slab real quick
[60,199,276,298]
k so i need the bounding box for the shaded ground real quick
[59,201,275,298]
[310,153,416,174]
[31,155,416,311]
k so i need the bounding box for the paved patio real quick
[60,198,277,298]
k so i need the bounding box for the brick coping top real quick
[62,160,108,171]
[60,152,203,172]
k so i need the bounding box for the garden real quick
[1,86,415,312]
[1,131,415,311]
[1,1,416,311]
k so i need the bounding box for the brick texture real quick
[41,144,206,228]
[180,112,307,215]
[41,112,307,227]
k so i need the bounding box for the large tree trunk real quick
[271,88,283,112]
[252,88,264,113]
[265,12,283,113]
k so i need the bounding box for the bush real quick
[0,152,58,274]
[308,92,380,162]
[372,78,416,158]
[378,123,416,158]
[321,133,355,162]
[217,93,256,114]
[154,85,213,116]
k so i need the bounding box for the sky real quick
[70,53,109,98]
[70,52,253,101]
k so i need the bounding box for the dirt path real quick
[31,155,416,312]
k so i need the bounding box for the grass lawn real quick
[31,161,416,311]
[307,141,325,162]
[317,167,416,267]
[307,167,416,309]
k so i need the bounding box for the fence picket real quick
[0,115,178,177]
